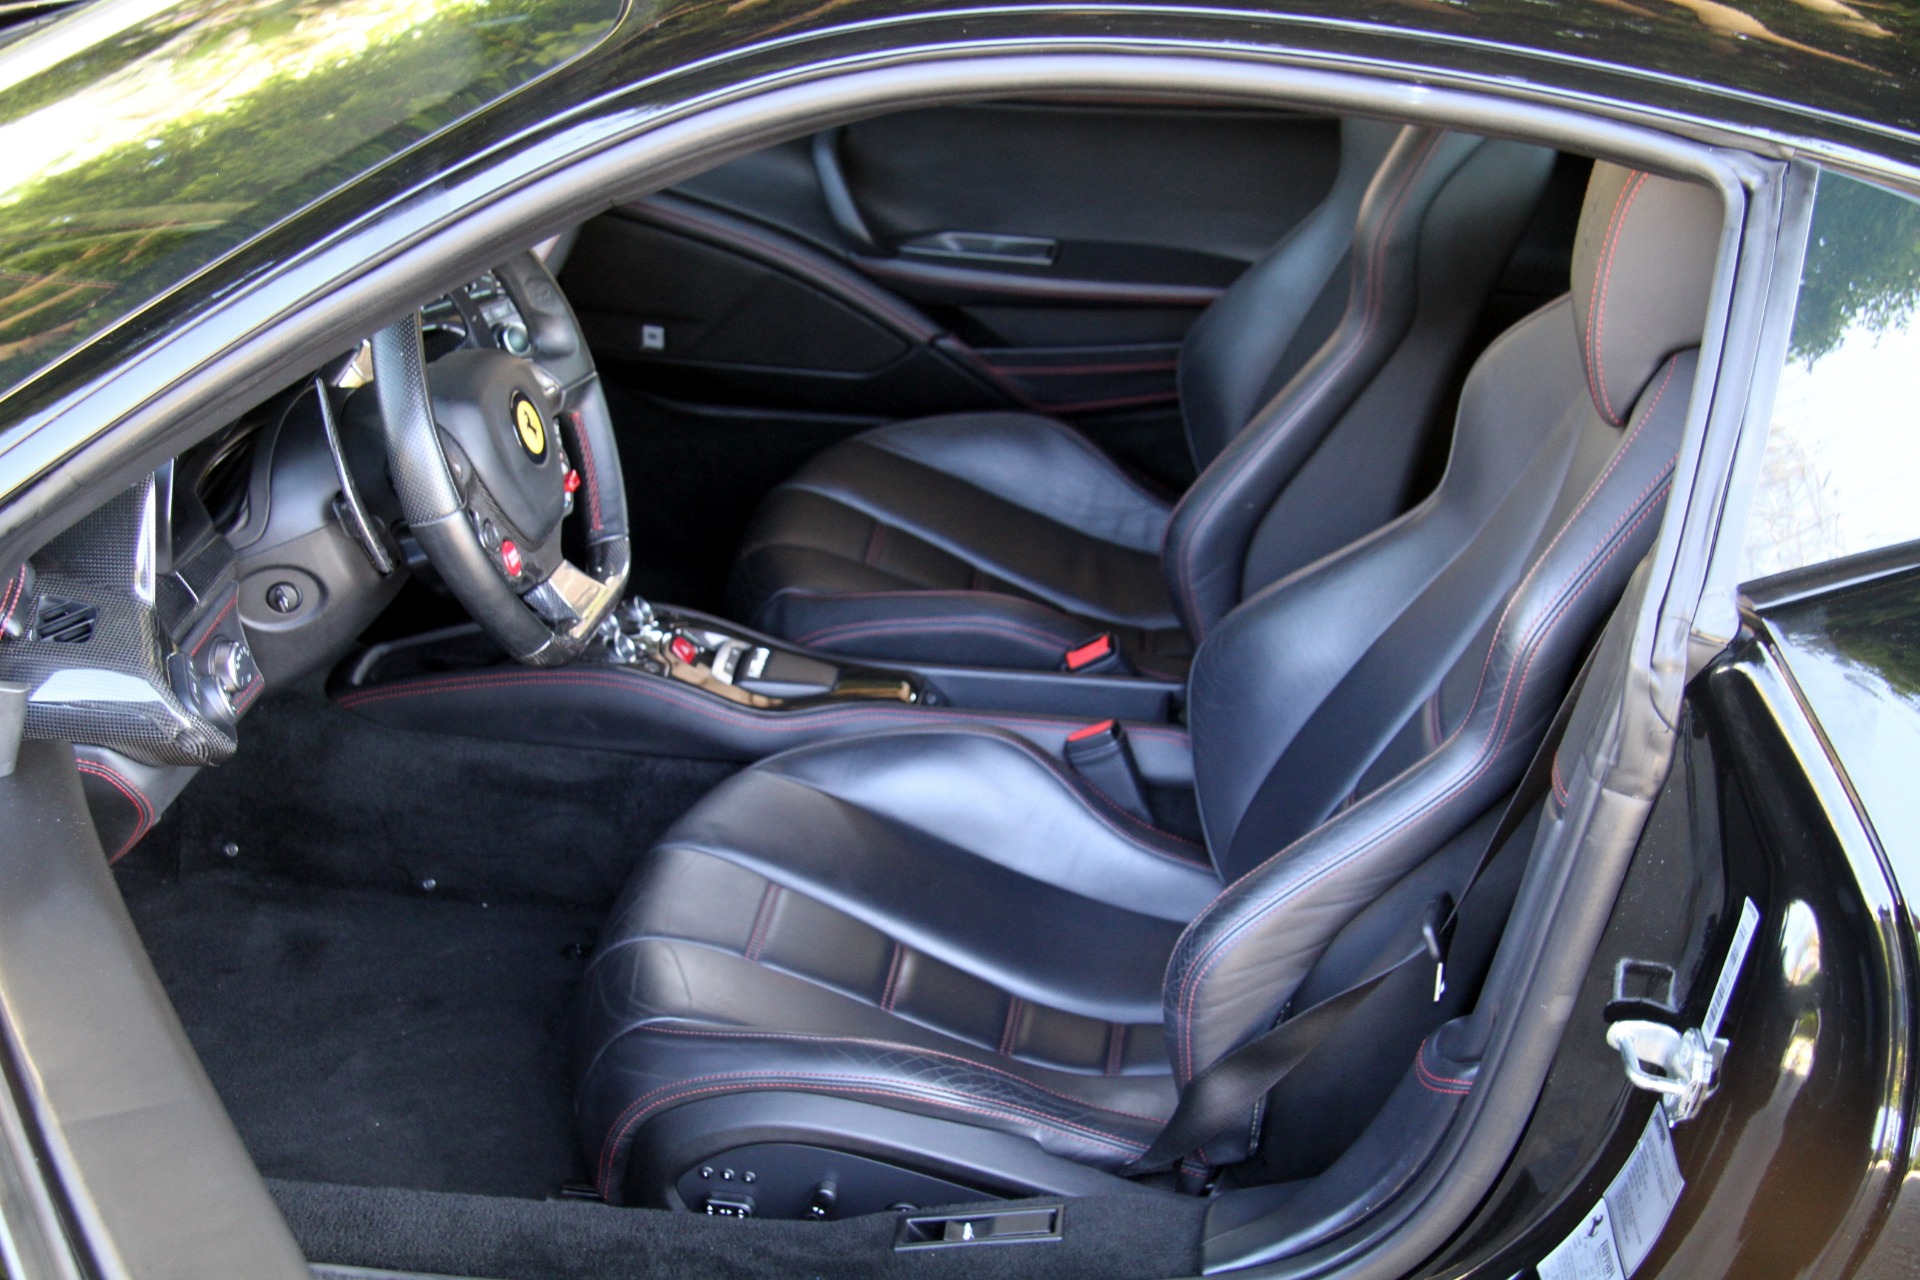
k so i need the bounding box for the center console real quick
[333,596,1191,784]
[590,599,926,709]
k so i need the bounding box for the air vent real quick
[35,598,96,643]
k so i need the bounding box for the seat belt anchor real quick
[1422,894,1457,1002]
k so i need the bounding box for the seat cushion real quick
[729,412,1187,671]
[575,726,1222,1199]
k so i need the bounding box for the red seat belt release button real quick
[1064,633,1116,672]
[1067,718,1117,744]
[1061,719,1151,821]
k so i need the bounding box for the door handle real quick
[897,231,1058,267]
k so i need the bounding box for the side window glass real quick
[1742,170,1920,582]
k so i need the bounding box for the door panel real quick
[837,102,1340,265]
[829,102,1339,355]
[563,100,1348,492]
[560,100,1349,573]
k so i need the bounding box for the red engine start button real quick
[499,539,523,577]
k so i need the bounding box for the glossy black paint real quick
[1420,626,1912,1279]
[1758,559,1920,1277]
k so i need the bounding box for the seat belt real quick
[1125,656,1595,1175]
[1063,719,1154,822]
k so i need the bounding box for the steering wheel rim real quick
[370,252,629,665]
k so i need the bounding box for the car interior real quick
[4,96,1730,1278]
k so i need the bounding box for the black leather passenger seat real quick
[730,124,1559,673]
[577,161,1723,1211]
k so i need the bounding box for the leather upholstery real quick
[736,410,1185,670]
[1570,164,1721,424]
[728,125,1554,669]
[1166,133,1557,641]
[75,745,195,864]
[575,726,1216,1198]
[1178,119,1401,469]
[578,163,1721,1196]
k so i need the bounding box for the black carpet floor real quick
[116,690,735,1199]
[116,692,1210,1275]
[122,866,600,1198]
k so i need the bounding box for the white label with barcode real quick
[1539,1110,1686,1280]
[1702,897,1760,1041]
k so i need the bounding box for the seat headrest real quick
[1571,163,1721,424]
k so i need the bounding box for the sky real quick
[1742,312,1920,582]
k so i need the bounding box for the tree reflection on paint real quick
[0,0,617,393]
[1791,170,1920,366]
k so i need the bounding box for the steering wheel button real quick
[565,468,581,494]
[670,635,699,666]
[499,539,523,577]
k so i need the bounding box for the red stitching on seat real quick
[595,1072,1151,1195]
[743,883,780,962]
[1587,172,1649,425]
[1169,364,1685,1081]
[607,1024,1171,1122]
[1169,133,1445,639]
[75,761,154,862]
[1414,1051,1471,1096]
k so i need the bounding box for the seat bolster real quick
[1165,350,1694,1128]
[578,978,1173,1200]
[861,412,1174,554]
[575,831,1184,1200]
[705,727,1222,925]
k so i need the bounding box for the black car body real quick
[0,2,1914,1278]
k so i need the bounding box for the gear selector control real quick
[592,597,921,711]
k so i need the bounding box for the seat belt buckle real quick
[1063,719,1152,822]
[1062,632,1127,674]
[1421,894,1457,1002]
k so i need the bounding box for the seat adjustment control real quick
[703,1192,754,1218]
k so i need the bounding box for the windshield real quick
[0,0,621,399]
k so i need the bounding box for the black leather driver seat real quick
[727,124,1557,673]
[578,163,1721,1208]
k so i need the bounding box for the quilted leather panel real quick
[578,832,1184,1198]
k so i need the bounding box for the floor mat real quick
[122,868,599,1199]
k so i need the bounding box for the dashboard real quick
[0,263,553,769]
